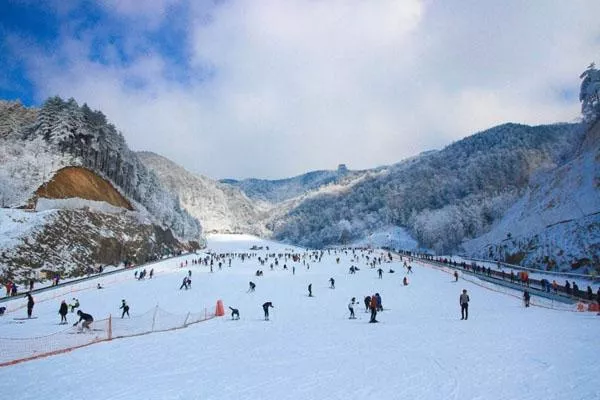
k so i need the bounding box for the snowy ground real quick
[0,234,598,400]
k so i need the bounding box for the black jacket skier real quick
[120,299,130,318]
[74,310,94,330]
[262,302,274,320]
[26,293,34,318]
[59,300,68,323]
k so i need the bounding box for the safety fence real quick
[0,301,224,368]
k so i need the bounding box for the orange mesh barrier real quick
[0,301,220,368]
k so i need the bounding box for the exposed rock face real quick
[34,166,133,210]
[0,209,198,282]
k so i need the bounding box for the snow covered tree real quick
[580,62,600,123]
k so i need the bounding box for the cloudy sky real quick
[1,1,599,179]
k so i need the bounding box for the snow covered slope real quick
[463,120,600,272]
[0,235,597,400]
[138,151,270,235]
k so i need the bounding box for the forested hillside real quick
[138,151,269,236]
[221,164,358,203]
[268,123,584,252]
[0,98,201,241]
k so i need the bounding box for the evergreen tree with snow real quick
[580,62,600,123]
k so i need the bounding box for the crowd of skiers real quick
[3,247,599,337]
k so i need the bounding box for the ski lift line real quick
[455,254,597,281]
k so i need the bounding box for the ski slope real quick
[0,234,598,400]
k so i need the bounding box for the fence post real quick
[151,305,158,332]
[108,314,112,341]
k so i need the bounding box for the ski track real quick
[0,234,598,400]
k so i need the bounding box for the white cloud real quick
[21,0,600,179]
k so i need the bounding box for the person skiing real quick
[348,297,356,319]
[523,290,531,308]
[73,310,94,331]
[377,268,383,279]
[329,277,335,289]
[149,269,154,279]
[262,302,274,321]
[403,277,408,286]
[308,283,313,297]
[369,294,378,323]
[179,276,189,290]
[70,298,79,313]
[120,299,130,318]
[248,281,256,292]
[59,300,68,324]
[229,307,240,320]
[364,295,371,312]
[375,293,383,312]
[460,289,470,320]
[26,293,34,318]
[454,271,459,282]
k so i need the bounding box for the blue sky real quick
[1,0,599,179]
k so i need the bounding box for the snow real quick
[0,208,55,250]
[351,226,419,250]
[0,234,598,400]
[35,197,130,214]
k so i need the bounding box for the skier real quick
[262,302,274,321]
[348,297,356,319]
[523,290,530,308]
[73,310,94,331]
[460,289,470,320]
[70,298,80,313]
[364,295,371,312]
[377,268,383,279]
[248,281,256,292]
[369,294,378,323]
[149,269,154,279]
[403,277,408,286]
[229,307,240,320]
[59,300,68,324]
[375,293,383,312]
[179,277,189,290]
[329,278,335,289]
[454,271,459,282]
[26,293,34,318]
[308,283,313,297]
[120,299,130,318]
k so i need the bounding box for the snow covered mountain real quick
[462,120,600,272]
[221,163,358,203]
[138,151,269,236]
[0,99,202,281]
[267,123,584,253]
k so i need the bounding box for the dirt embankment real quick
[35,166,133,210]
